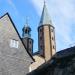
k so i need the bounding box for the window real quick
[29,40,32,44]
[40,28,42,32]
[51,27,54,32]
[40,45,43,50]
[40,36,42,40]
[51,29,53,32]
[39,27,43,32]
[53,45,55,49]
[40,44,44,50]
[10,39,19,48]
[52,37,54,40]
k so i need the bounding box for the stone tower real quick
[38,2,56,61]
[22,19,33,55]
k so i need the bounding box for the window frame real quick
[10,39,19,48]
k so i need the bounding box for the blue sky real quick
[0,0,75,52]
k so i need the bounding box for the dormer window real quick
[10,39,19,48]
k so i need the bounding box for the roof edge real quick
[0,12,35,62]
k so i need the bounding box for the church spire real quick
[38,1,56,61]
[22,18,33,55]
[39,1,52,25]
[22,17,31,38]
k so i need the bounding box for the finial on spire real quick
[44,0,46,6]
[25,16,29,27]
[22,16,31,38]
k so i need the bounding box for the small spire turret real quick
[22,17,33,55]
[22,17,31,38]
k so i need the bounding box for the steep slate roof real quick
[39,2,52,25]
[53,46,75,59]
[27,46,75,75]
[0,12,35,61]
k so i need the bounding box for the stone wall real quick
[0,13,33,75]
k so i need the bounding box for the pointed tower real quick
[38,2,56,61]
[22,18,33,55]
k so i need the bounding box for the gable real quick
[0,13,34,75]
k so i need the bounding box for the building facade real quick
[29,2,56,72]
[0,13,34,75]
[28,46,75,75]
[0,1,56,74]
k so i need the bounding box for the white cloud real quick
[7,0,19,16]
[31,0,75,51]
[31,0,44,15]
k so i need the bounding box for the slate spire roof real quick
[39,1,52,25]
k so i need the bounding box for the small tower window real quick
[39,27,43,32]
[51,27,54,32]
[40,45,43,50]
[51,29,53,32]
[52,37,54,40]
[40,36,42,40]
[29,41,32,44]
[40,28,42,32]
[53,45,55,49]
[10,39,19,48]
[40,44,44,50]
